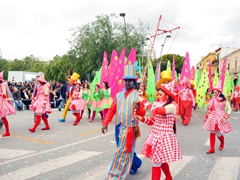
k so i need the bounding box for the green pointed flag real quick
[196,69,209,108]
[166,60,171,72]
[237,73,240,86]
[147,59,156,103]
[223,70,230,97]
[90,67,102,101]
[194,69,201,90]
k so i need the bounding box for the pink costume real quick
[141,102,182,163]
[231,88,240,111]
[179,87,195,126]
[70,88,86,112]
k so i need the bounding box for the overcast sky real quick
[0,0,239,67]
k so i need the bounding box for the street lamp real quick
[119,13,127,49]
[159,35,171,78]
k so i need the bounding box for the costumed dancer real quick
[58,73,80,122]
[0,71,15,137]
[102,65,146,179]
[69,79,85,126]
[231,86,240,111]
[89,84,104,122]
[100,81,113,120]
[29,73,52,132]
[203,82,232,154]
[190,80,197,110]
[137,80,182,180]
[179,78,195,126]
[82,82,91,119]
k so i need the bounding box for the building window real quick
[227,62,230,70]
[235,60,237,69]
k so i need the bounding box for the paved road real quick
[0,108,240,180]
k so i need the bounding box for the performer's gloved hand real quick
[2,93,7,98]
[204,111,211,122]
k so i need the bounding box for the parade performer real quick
[89,84,104,122]
[29,73,52,132]
[82,82,91,119]
[58,72,80,123]
[231,86,240,111]
[0,71,15,137]
[179,78,195,126]
[203,82,232,154]
[102,65,146,179]
[69,80,85,126]
[100,81,113,120]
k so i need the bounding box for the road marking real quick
[0,130,114,165]
[11,133,54,145]
[208,157,240,180]
[0,148,36,159]
[0,150,102,180]
[78,129,101,136]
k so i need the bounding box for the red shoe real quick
[2,132,10,137]
[206,150,215,154]
[29,128,35,132]
[41,127,50,130]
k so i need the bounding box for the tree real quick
[68,13,150,81]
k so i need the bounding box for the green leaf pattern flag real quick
[194,69,201,90]
[147,59,156,103]
[90,67,102,101]
[166,60,171,72]
[213,71,219,87]
[223,70,230,97]
[196,69,209,108]
[238,73,240,86]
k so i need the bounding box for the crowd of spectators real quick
[7,80,63,111]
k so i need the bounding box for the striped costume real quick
[103,88,145,180]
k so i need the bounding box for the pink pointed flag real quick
[99,51,108,88]
[110,48,137,98]
[155,62,160,83]
[179,52,191,81]
[172,54,176,79]
[107,50,119,86]
[109,48,126,98]
[220,58,227,90]
[190,66,196,81]
[207,59,213,91]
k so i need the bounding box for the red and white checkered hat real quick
[212,81,222,92]
[0,71,4,82]
[37,73,47,84]
[158,79,176,99]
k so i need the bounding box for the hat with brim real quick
[212,81,222,92]
[67,72,80,83]
[123,65,137,80]
[158,85,175,100]
[75,79,82,85]
[157,70,173,86]
[37,73,47,84]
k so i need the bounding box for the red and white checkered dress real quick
[203,99,232,133]
[141,102,182,163]
[30,84,52,115]
[69,89,86,112]
[0,83,16,118]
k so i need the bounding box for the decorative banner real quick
[137,58,142,83]
[196,69,209,108]
[110,48,136,98]
[166,60,171,72]
[147,59,156,103]
[194,69,201,90]
[223,70,230,97]
[179,52,191,82]
[109,48,126,88]
[155,62,160,84]
[219,58,227,90]
[172,54,176,79]
[100,51,108,88]
[90,67,102,101]
[208,59,213,92]
[213,70,219,87]
[107,50,119,86]
[237,73,240,86]
[190,66,196,81]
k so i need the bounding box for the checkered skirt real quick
[141,114,182,163]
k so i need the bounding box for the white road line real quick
[0,148,36,159]
[208,157,240,180]
[0,150,102,180]
[143,155,195,179]
[0,131,114,165]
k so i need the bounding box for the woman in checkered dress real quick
[0,71,15,137]
[137,82,182,180]
[203,82,232,154]
[29,73,52,132]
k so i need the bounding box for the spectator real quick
[12,87,23,110]
[21,87,32,110]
